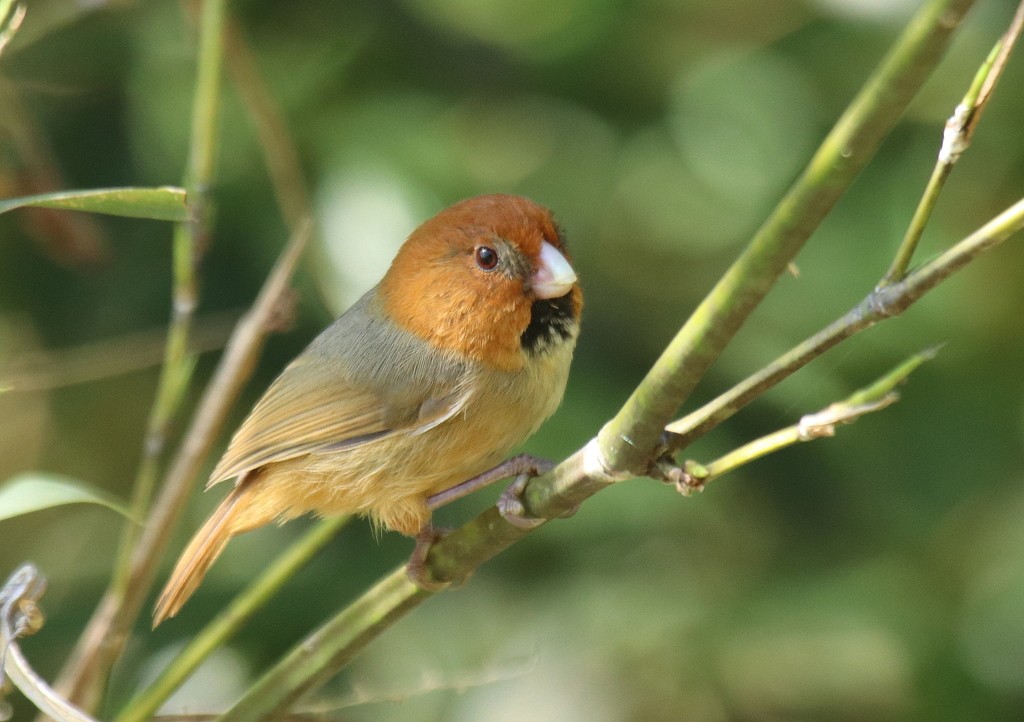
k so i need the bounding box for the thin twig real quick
[677,349,936,490]
[881,0,1024,286]
[969,0,1024,133]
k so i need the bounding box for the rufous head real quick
[379,194,582,371]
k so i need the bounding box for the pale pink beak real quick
[532,241,577,299]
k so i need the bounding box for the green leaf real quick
[0,187,189,221]
[0,473,135,522]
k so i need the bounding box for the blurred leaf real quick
[0,187,188,221]
[0,0,25,56]
[0,473,135,522]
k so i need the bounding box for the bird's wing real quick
[208,353,469,486]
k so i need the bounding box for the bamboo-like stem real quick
[115,516,347,722]
[593,0,976,477]
[114,0,229,590]
[49,1,231,712]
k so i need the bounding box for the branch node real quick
[939,102,972,164]
[172,292,198,318]
[798,394,899,440]
[646,454,707,496]
[581,438,633,484]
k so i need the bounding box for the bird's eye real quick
[475,246,498,271]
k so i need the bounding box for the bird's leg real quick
[408,456,555,590]
[406,524,455,592]
[426,454,555,510]
[408,455,569,589]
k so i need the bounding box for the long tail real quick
[152,476,259,626]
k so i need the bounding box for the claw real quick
[498,473,579,529]
[405,525,453,592]
[498,474,546,529]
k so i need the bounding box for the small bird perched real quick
[153,194,582,624]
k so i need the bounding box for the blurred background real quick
[3,0,1024,720]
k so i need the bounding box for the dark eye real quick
[475,246,498,271]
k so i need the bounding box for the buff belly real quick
[233,340,574,536]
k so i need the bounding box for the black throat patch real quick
[521,294,578,355]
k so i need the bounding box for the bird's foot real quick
[405,525,455,592]
[497,467,579,529]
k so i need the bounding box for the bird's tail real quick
[152,476,259,626]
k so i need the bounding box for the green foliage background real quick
[3,1,1024,720]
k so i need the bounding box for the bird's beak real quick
[532,241,577,299]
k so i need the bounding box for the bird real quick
[153,194,582,624]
